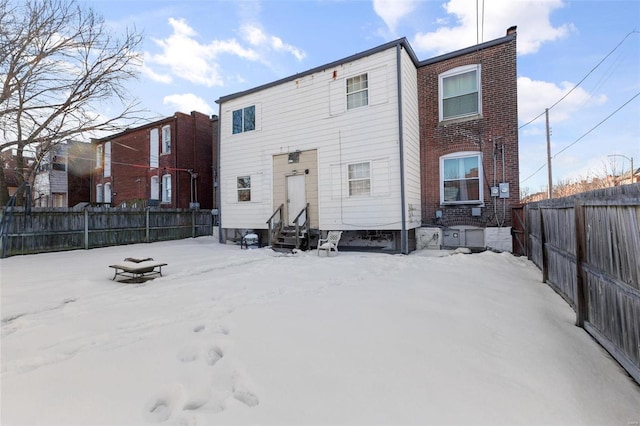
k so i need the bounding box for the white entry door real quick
[287,174,306,225]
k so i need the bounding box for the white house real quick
[216,38,422,253]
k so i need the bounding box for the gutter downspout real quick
[396,44,408,254]
[216,104,223,243]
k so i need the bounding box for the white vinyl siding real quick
[150,128,159,168]
[219,46,419,231]
[439,64,481,121]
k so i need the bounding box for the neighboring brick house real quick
[1,149,36,198]
[418,26,519,249]
[92,111,216,210]
[33,141,92,208]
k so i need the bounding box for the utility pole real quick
[546,108,553,199]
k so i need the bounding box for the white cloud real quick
[373,0,418,34]
[143,18,305,87]
[144,18,259,87]
[240,24,306,61]
[413,0,574,55]
[163,93,215,115]
[518,76,607,126]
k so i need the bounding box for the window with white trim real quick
[346,73,368,110]
[161,125,171,153]
[232,106,255,134]
[95,145,103,169]
[104,182,112,204]
[162,174,171,203]
[150,176,159,200]
[150,128,159,168]
[96,184,103,203]
[439,65,481,121]
[237,176,251,202]
[440,152,482,204]
[103,141,111,177]
[348,162,371,196]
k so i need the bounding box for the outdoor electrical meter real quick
[490,186,500,197]
[499,183,510,198]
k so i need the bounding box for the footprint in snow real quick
[144,384,185,423]
[205,346,224,366]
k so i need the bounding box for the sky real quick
[2,237,640,425]
[82,0,640,195]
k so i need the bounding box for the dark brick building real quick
[418,27,519,230]
[92,111,216,209]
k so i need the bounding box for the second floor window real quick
[346,73,368,110]
[95,145,103,169]
[162,125,171,153]
[439,65,481,121]
[150,128,159,168]
[104,142,111,178]
[232,106,255,134]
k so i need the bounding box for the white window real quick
[103,141,111,177]
[162,174,171,203]
[150,128,159,168]
[439,65,481,121]
[347,73,368,110]
[348,162,371,196]
[96,184,103,203]
[161,125,171,153]
[237,176,251,202]
[95,145,103,169]
[440,152,483,204]
[232,106,256,134]
[104,182,112,204]
[150,176,159,200]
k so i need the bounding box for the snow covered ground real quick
[1,236,639,425]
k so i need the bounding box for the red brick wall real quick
[418,35,519,227]
[92,111,214,209]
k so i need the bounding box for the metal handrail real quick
[293,203,310,249]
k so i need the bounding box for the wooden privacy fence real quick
[525,183,640,384]
[0,207,213,258]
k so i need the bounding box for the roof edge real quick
[217,38,417,104]
[418,32,516,67]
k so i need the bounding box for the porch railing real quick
[266,204,284,247]
[292,203,310,249]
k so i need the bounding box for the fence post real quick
[84,208,89,250]
[146,208,150,243]
[540,207,549,283]
[192,210,196,238]
[574,199,587,327]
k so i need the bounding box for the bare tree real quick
[0,0,144,204]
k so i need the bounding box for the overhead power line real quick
[519,29,638,130]
[520,91,640,184]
